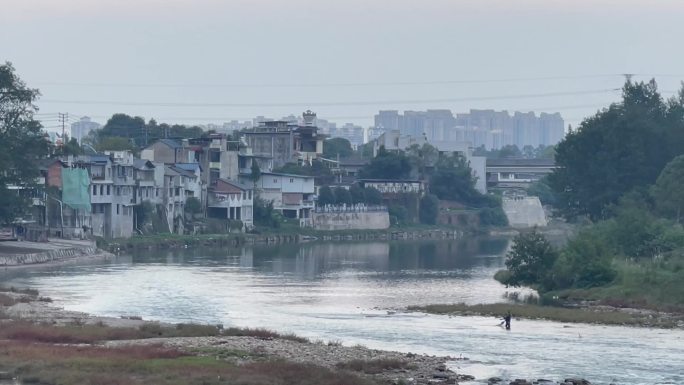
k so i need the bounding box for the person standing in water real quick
[502,311,512,330]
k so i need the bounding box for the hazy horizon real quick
[2,0,683,131]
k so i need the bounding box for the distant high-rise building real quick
[70,116,101,143]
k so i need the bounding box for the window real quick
[289,178,294,183]
[156,188,159,197]
[100,185,104,195]
[116,204,120,214]
[93,185,97,195]
[107,185,111,195]
[273,178,278,183]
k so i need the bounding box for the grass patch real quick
[0,321,313,344]
[409,302,684,328]
[0,341,374,385]
[336,358,415,374]
[222,327,309,343]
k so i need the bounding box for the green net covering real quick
[61,168,91,212]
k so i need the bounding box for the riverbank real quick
[0,238,115,269]
[96,225,473,253]
[0,287,466,385]
[408,302,684,329]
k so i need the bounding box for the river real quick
[2,238,682,385]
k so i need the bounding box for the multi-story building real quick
[243,111,325,169]
[240,172,315,226]
[207,179,254,229]
[70,116,101,144]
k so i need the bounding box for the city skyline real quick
[3,0,684,130]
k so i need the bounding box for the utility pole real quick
[58,113,68,146]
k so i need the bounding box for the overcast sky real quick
[2,0,683,131]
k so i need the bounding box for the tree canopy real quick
[0,62,49,224]
[323,137,353,159]
[549,80,684,220]
[88,114,204,150]
[652,155,684,223]
[359,146,411,179]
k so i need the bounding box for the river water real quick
[2,238,682,385]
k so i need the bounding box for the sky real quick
[2,0,684,131]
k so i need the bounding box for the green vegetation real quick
[323,137,353,159]
[0,340,373,385]
[0,62,50,225]
[409,302,683,328]
[85,113,205,151]
[549,80,684,221]
[473,144,555,160]
[359,146,411,179]
[486,80,684,312]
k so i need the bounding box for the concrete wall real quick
[502,196,547,228]
[0,246,99,266]
[312,211,390,231]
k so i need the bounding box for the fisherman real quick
[501,311,512,330]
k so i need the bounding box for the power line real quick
[38,88,620,108]
[31,74,624,89]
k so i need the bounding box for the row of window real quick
[92,185,133,196]
[92,203,132,216]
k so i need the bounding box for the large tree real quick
[652,154,684,223]
[323,137,353,159]
[0,62,49,224]
[549,80,684,220]
[359,146,411,179]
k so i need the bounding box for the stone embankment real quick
[0,239,113,267]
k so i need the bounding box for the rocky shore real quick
[0,289,598,385]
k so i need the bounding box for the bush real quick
[551,230,617,289]
[479,207,508,227]
[184,197,202,215]
[503,230,558,290]
[419,194,439,225]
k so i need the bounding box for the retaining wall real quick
[502,196,548,228]
[312,211,390,231]
[0,246,100,266]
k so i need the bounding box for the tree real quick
[429,153,480,205]
[359,146,411,179]
[95,136,136,152]
[419,194,439,225]
[317,186,335,206]
[502,230,558,288]
[0,62,49,224]
[551,230,616,289]
[54,137,83,156]
[526,176,556,206]
[323,137,353,159]
[406,143,439,180]
[652,155,684,223]
[349,184,366,204]
[184,197,202,215]
[364,187,383,205]
[549,80,684,220]
[334,187,352,205]
[249,162,261,191]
